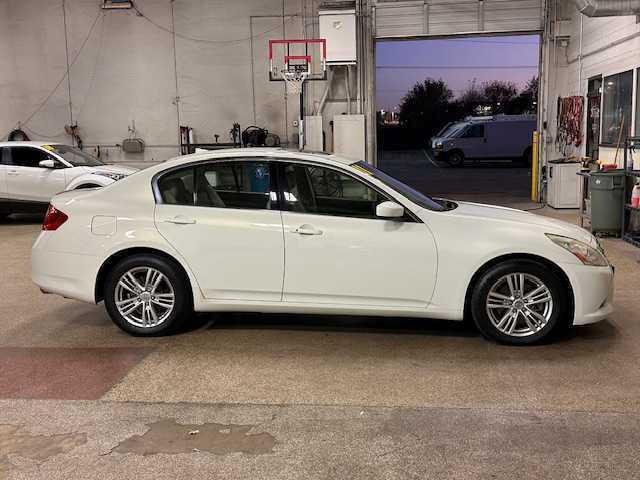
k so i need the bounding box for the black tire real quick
[519,147,532,167]
[104,254,192,336]
[447,150,464,167]
[470,259,569,345]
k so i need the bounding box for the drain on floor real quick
[113,419,276,456]
[0,424,87,472]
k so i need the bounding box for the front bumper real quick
[564,262,615,326]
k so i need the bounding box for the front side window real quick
[463,124,484,138]
[601,70,633,145]
[8,147,52,168]
[281,162,387,219]
[195,161,273,210]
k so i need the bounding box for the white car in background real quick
[0,141,137,217]
[31,148,614,345]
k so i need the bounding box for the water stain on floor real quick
[0,424,87,472]
[113,419,276,456]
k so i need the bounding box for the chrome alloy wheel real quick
[114,267,175,328]
[485,272,553,337]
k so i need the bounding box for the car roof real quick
[0,141,63,148]
[162,148,358,168]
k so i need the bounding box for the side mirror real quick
[39,159,58,169]
[376,201,404,219]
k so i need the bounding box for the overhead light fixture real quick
[102,0,133,9]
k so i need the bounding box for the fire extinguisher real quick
[632,182,640,208]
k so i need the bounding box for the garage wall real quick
[543,0,640,164]
[0,0,345,164]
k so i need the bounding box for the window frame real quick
[153,157,421,222]
[599,69,634,147]
[153,158,280,212]
[274,159,420,223]
[635,67,639,137]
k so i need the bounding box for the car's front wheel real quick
[104,254,192,336]
[447,150,464,167]
[470,259,569,345]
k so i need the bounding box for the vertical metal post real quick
[531,131,540,201]
[363,1,377,165]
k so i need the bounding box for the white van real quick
[431,115,535,167]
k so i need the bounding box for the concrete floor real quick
[378,148,533,206]
[1,208,640,479]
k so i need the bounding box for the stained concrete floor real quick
[1,208,640,479]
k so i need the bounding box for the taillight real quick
[42,204,68,231]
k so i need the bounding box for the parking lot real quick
[378,149,533,206]
[2,209,640,479]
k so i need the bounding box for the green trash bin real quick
[589,171,625,235]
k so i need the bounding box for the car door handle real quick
[7,170,19,176]
[164,216,196,225]
[292,224,323,235]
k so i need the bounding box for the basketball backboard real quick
[268,38,327,83]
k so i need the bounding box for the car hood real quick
[76,164,138,176]
[444,201,597,247]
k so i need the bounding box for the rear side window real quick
[194,161,273,210]
[158,167,194,206]
[9,147,52,167]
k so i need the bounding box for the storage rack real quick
[577,170,591,229]
[621,136,640,247]
[179,124,242,155]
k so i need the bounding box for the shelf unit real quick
[621,137,640,247]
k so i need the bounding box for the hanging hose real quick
[7,129,30,141]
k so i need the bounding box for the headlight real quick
[545,233,609,266]
[93,171,126,181]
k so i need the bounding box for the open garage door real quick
[374,0,543,39]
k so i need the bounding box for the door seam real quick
[279,209,286,302]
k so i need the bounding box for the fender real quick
[65,173,114,190]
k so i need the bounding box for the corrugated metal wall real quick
[374,0,543,38]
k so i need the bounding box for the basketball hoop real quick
[280,69,308,95]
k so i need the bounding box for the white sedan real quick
[0,141,136,218]
[31,148,614,345]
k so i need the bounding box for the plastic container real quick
[589,171,625,234]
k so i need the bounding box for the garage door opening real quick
[376,34,540,207]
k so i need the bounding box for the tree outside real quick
[380,76,538,148]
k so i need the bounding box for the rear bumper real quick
[565,263,615,326]
[31,232,99,304]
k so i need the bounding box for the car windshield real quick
[435,122,453,137]
[48,144,104,167]
[442,122,469,138]
[354,161,455,211]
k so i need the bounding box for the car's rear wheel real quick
[470,259,569,345]
[447,150,464,167]
[104,254,192,336]
[519,147,532,167]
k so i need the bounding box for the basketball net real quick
[280,69,308,95]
